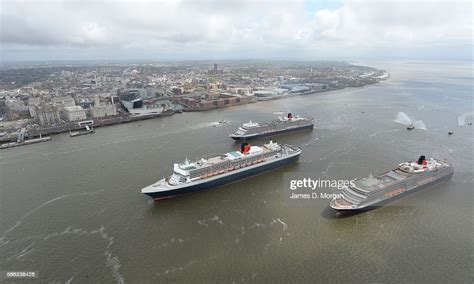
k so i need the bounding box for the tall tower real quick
[214,63,218,71]
[94,95,101,106]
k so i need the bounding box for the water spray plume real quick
[394,112,427,130]
[458,112,473,127]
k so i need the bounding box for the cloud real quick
[0,0,472,61]
[314,1,472,47]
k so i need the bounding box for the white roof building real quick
[63,106,87,121]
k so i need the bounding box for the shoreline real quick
[0,79,388,143]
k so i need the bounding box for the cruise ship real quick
[330,156,453,211]
[230,113,314,140]
[141,141,302,200]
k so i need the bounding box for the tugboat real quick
[230,113,314,140]
[330,155,453,211]
[407,124,415,130]
[141,141,302,200]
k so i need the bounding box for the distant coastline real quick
[0,61,389,142]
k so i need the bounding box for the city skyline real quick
[0,0,472,62]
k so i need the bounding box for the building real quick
[5,97,28,112]
[0,97,6,118]
[119,90,143,111]
[208,63,223,75]
[28,97,42,106]
[91,105,117,118]
[171,87,183,96]
[144,88,157,99]
[253,88,287,97]
[310,83,326,90]
[35,103,61,126]
[110,95,120,104]
[7,111,20,121]
[281,84,311,93]
[90,96,117,118]
[229,87,252,96]
[77,97,94,109]
[51,96,76,110]
[28,97,42,118]
[63,106,87,121]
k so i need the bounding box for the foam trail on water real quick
[0,190,103,246]
[369,129,400,137]
[0,195,70,245]
[271,218,288,231]
[65,274,76,284]
[197,215,224,227]
[32,226,123,283]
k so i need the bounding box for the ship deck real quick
[184,145,279,170]
[353,169,410,193]
[241,117,312,129]
[206,155,229,165]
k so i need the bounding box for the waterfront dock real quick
[0,136,51,149]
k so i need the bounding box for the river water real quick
[0,60,472,282]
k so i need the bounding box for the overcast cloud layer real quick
[0,0,472,61]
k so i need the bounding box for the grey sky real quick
[0,0,472,61]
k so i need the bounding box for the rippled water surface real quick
[1,60,472,282]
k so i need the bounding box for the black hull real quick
[144,154,300,200]
[332,172,453,212]
[231,124,313,141]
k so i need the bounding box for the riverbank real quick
[0,79,387,142]
[0,111,177,142]
[255,86,346,101]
